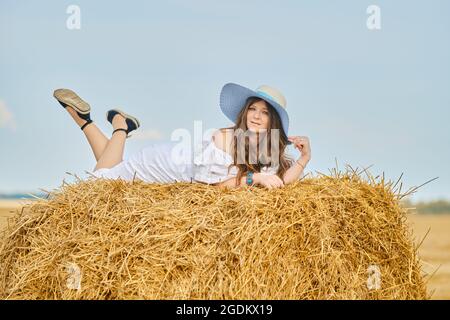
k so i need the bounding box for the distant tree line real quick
[400,199,450,214]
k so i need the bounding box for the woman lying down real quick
[52,82,311,189]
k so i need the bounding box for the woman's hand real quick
[253,173,285,189]
[288,136,311,161]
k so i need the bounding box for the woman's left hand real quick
[288,136,311,161]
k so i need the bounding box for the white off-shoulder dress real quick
[90,135,279,184]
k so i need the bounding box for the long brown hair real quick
[220,97,294,187]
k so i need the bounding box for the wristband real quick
[246,171,254,186]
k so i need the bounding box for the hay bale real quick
[0,168,428,299]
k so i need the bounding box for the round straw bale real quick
[0,168,428,299]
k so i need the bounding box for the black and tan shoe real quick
[53,88,91,119]
[53,88,93,130]
[106,109,140,138]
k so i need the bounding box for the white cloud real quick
[130,129,163,140]
[0,100,17,131]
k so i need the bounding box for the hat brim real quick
[219,83,291,143]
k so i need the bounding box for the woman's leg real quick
[93,114,128,171]
[66,107,109,161]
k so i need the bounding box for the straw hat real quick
[219,83,290,138]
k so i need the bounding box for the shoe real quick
[53,88,91,121]
[106,109,140,137]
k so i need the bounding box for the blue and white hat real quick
[219,83,290,139]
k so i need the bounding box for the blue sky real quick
[0,0,449,201]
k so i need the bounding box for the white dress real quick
[90,135,279,184]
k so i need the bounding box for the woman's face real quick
[246,100,270,132]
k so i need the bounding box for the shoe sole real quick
[53,89,91,115]
[106,108,140,129]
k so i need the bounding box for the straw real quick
[0,167,428,299]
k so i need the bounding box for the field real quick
[407,214,450,299]
[1,200,449,299]
[0,200,29,232]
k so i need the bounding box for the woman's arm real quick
[283,157,310,185]
[284,135,311,185]
[213,173,284,189]
[213,175,249,188]
[213,163,307,188]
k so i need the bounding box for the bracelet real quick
[246,171,254,186]
[295,159,306,171]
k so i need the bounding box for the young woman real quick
[53,83,311,189]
